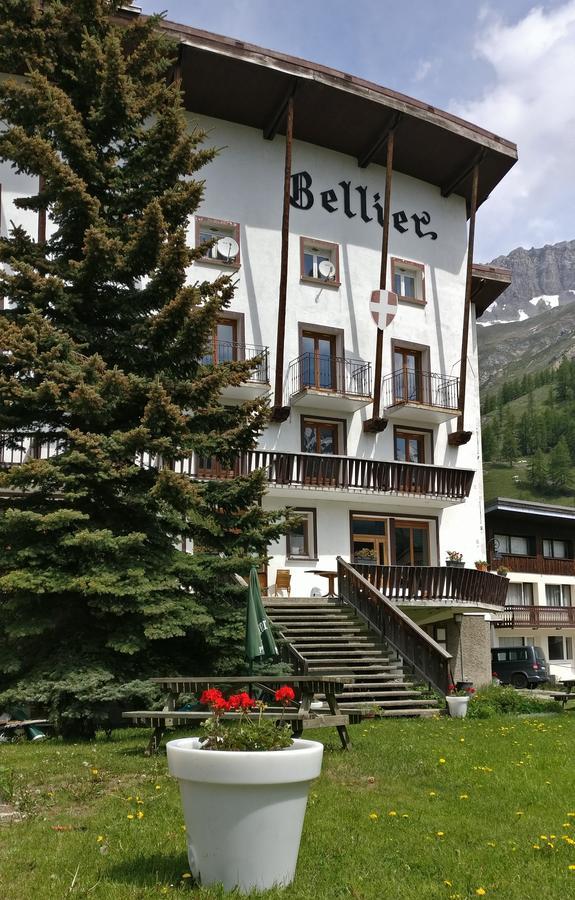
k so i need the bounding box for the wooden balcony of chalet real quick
[353,562,509,609]
[0,435,475,505]
[489,553,575,577]
[495,605,575,628]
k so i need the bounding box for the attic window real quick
[195,217,240,268]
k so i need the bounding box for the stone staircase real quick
[264,597,439,717]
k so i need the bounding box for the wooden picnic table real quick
[124,674,356,754]
[550,679,575,706]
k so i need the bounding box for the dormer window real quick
[300,237,340,286]
[391,257,425,304]
[195,216,240,268]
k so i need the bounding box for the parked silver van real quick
[491,645,549,688]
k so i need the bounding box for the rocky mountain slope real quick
[480,239,575,326]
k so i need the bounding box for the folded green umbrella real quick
[245,566,278,670]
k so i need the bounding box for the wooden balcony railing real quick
[495,605,575,628]
[1,435,475,502]
[337,557,452,695]
[382,369,459,410]
[288,353,372,399]
[176,450,474,501]
[353,563,509,607]
[488,553,575,577]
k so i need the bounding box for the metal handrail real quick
[288,352,372,398]
[382,369,459,410]
[201,340,269,383]
[337,557,452,695]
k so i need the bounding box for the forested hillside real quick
[481,359,575,506]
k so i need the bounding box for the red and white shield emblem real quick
[370,290,398,330]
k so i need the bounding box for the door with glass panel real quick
[394,520,430,566]
[302,419,339,485]
[202,318,238,365]
[393,347,423,403]
[351,516,388,566]
[301,331,337,391]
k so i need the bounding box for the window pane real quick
[352,517,386,536]
[303,252,315,278]
[403,275,416,298]
[288,512,313,557]
[408,439,422,463]
[395,527,411,565]
[554,541,567,558]
[507,583,523,604]
[395,436,407,461]
[318,426,336,454]
[562,585,572,606]
[494,534,509,554]
[393,273,402,294]
[548,635,564,660]
[566,637,573,659]
[543,539,552,557]
[303,425,318,454]
[411,527,429,565]
[545,584,561,605]
[510,536,529,555]
[523,583,534,604]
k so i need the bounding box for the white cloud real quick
[451,1,575,259]
[412,59,433,82]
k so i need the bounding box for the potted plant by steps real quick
[496,565,510,577]
[446,550,465,568]
[445,683,475,718]
[475,560,489,571]
[166,686,323,894]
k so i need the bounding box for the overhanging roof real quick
[485,497,575,524]
[140,14,517,212]
[471,264,512,318]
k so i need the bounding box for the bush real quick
[467,684,561,718]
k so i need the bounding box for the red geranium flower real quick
[200,688,225,708]
[228,692,255,710]
[275,685,295,704]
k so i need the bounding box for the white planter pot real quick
[446,696,470,718]
[167,736,324,893]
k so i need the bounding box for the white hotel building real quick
[1,9,518,688]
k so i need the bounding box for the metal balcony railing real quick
[201,341,269,384]
[382,369,459,410]
[288,353,371,399]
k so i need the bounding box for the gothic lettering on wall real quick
[290,171,438,240]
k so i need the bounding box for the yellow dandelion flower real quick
[91,768,99,776]
[568,864,575,870]
[155,785,161,790]
[127,814,134,820]
[487,841,496,847]
[532,844,540,850]
[460,737,465,743]
[475,890,486,897]
[516,811,524,816]
[369,813,379,821]
[96,835,104,843]
[402,814,409,818]
[429,791,437,797]
[459,794,468,800]
[388,811,398,817]
[439,758,446,764]
[136,811,144,819]
[181,825,186,831]
[436,831,445,837]
[568,812,575,817]
[540,835,548,840]
[181,873,192,879]
[564,822,572,827]
[444,880,452,887]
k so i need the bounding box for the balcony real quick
[182,450,474,504]
[288,353,372,412]
[353,562,509,609]
[495,605,575,628]
[488,553,575,577]
[382,370,460,424]
[203,341,270,401]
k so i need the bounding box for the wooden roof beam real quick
[357,112,402,169]
[263,78,298,141]
[441,148,486,198]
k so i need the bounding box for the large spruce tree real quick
[0,1,286,732]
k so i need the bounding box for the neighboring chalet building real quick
[1,7,518,690]
[487,498,575,681]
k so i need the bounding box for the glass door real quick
[393,348,422,403]
[394,521,430,566]
[351,516,388,565]
[301,332,337,390]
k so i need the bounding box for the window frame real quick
[300,415,346,456]
[195,216,241,269]
[391,257,426,306]
[548,634,573,661]
[543,538,571,560]
[286,507,318,561]
[299,236,340,287]
[506,582,534,606]
[493,533,536,557]
[393,426,433,465]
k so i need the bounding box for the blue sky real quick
[139,0,575,262]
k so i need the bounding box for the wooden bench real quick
[124,674,357,753]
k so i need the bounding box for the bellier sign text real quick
[290,170,438,240]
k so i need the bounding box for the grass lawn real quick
[2,716,575,899]
[483,461,575,507]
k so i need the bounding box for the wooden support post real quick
[448,163,479,447]
[271,94,294,422]
[363,130,394,434]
